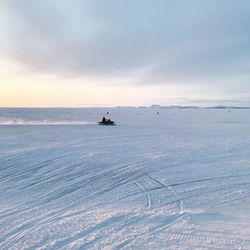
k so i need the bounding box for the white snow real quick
[1,108,250,249]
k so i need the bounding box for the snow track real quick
[1,108,250,249]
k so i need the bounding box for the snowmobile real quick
[98,117,116,126]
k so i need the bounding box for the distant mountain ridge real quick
[148,105,250,109]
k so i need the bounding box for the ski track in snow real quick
[1,108,250,249]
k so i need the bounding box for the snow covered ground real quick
[1,108,250,249]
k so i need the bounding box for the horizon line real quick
[1,105,250,109]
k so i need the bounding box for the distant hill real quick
[148,105,250,109]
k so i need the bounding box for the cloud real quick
[1,0,250,84]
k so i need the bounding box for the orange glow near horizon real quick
[0,58,228,108]
[0,58,184,107]
[0,80,182,108]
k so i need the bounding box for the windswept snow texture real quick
[1,108,250,249]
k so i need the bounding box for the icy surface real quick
[1,108,250,249]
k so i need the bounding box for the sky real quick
[0,0,250,107]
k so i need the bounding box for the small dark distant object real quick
[98,116,116,126]
[157,112,159,115]
[107,112,109,114]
